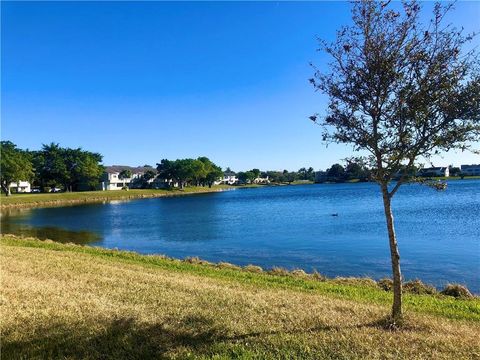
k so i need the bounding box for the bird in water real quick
[331,213,339,217]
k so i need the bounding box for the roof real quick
[420,167,446,171]
[104,165,156,174]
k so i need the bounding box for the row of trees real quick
[1,141,104,195]
[156,157,223,188]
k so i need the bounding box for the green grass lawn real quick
[0,185,232,208]
[1,235,479,359]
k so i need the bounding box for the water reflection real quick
[1,209,101,244]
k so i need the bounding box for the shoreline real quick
[0,186,235,210]
[1,234,476,298]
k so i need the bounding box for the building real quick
[461,164,480,176]
[8,181,31,193]
[215,171,238,185]
[253,176,270,184]
[418,167,449,177]
[102,166,155,190]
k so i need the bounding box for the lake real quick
[2,180,479,293]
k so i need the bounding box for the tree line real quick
[156,157,223,188]
[1,141,104,195]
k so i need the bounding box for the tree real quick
[0,141,34,196]
[118,169,132,180]
[237,171,256,184]
[344,158,370,181]
[143,169,157,182]
[118,169,133,190]
[326,163,345,182]
[307,167,315,181]
[251,168,261,180]
[298,167,307,180]
[198,157,223,187]
[38,143,69,191]
[310,1,479,323]
[73,152,104,190]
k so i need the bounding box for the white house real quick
[215,171,238,185]
[461,164,480,176]
[8,181,31,193]
[418,167,449,177]
[101,166,155,190]
[253,176,270,184]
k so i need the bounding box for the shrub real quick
[290,269,308,278]
[184,256,212,265]
[311,270,327,282]
[244,265,263,273]
[440,284,474,299]
[378,278,394,291]
[217,262,241,270]
[403,279,437,295]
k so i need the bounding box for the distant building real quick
[253,176,270,184]
[418,167,449,177]
[461,164,480,176]
[215,171,238,185]
[8,181,31,193]
[102,166,154,190]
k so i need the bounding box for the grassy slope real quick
[0,186,232,208]
[1,236,479,359]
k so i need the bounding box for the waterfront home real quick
[215,171,238,185]
[101,166,154,190]
[253,176,270,184]
[8,181,31,193]
[460,164,480,176]
[418,167,449,177]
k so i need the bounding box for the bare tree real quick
[310,0,479,324]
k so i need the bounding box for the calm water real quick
[2,181,479,292]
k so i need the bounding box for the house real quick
[253,176,270,184]
[101,166,155,190]
[418,167,449,177]
[215,171,238,185]
[460,164,480,176]
[8,181,31,193]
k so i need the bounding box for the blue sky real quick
[2,1,479,171]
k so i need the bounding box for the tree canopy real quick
[156,157,223,188]
[0,141,34,195]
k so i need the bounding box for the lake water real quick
[2,181,479,293]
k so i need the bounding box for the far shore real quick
[1,176,477,210]
[0,186,234,210]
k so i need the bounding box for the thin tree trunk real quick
[2,182,11,196]
[381,183,403,322]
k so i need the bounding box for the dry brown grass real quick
[1,239,479,359]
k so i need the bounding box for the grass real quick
[0,185,233,208]
[1,235,479,359]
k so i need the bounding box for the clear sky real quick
[2,1,479,171]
